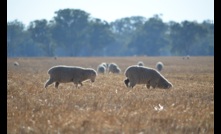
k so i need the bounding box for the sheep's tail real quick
[125,70,129,78]
[47,68,53,74]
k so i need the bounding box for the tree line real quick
[7,9,214,57]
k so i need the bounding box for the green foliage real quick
[7,20,44,57]
[87,18,116,56]
[28,19,55,56]
[128,16,169,56]
[51,9,90,56]
[7,20,25,57]
[110,16,146,56]
[169,21,208,55]
[7,10,214,57]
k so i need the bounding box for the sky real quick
[7,0,214,26]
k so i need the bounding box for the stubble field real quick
[7,56,214,134]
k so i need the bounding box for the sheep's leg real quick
[44,78,54,88]
[146,81,151,89]
[124,78,130,87]
[75,83,78,88]
[55,82,59,89]
[80,82,83,86]
[146,84,151,89]
[73,81,79,88]
[150,80,157,89]
[129,81,136,88]
[78,81,83,87]
[71,79,78,88]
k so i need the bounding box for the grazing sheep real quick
[182,55,190,60]
[124,65,172,89]
[45,65,97,89]
[137,61,144,66]
[186,55,190,59]
[97,64,106,74]
[100,62,108,68]
[156,62,164,72]
[13,62,19,66]
[108,63,121,74]
[113,67,121,74]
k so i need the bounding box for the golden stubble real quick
[7,56,214,134]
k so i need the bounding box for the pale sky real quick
[7,0,214,26]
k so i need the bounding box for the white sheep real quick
[44,65,97,88]
[100,62,108,68]
[182,55,190,60]
[13,61,19,66]
[108,63,121,74]
[156,61,164,72]
[97,64,106,74]
[186,55,190,59]
[137,61,144,66]
[124,65,173,89]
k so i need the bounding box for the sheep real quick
[156,61,164,72]
[113,67,121,74]
[44,65,97,89]
[108,63,121,74]
[182,55,190,60]
[13,62,19,66]
[124,65,173,89]
[137,61,144,66]
[100,62,108,68]
[186,55,190,59]
[97,64,106,74]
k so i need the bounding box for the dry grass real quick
[7,56,214,134]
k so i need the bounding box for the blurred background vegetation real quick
[7,9,214,57]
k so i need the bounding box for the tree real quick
[199,20,214,55]
[110,16,146,55]
[7,20,25,57]
[7,20,44,57]
[51,9,90,56]
[169,21,208,55]
[86,18,115,56]
[28,19,54,56]
[110,16,146,35]
[7,9,214,57]
[128,15,169,56]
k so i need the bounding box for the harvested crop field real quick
[7,56,214,134]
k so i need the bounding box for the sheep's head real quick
[157,78,173,89]
[115,68,121,74]
[165,82,173,89]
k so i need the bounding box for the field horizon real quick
[7,56,214,133]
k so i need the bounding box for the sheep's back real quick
[97,65,106,73]
[108,63,118,71]
[48,66,83,82]
[125,66,160,84]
